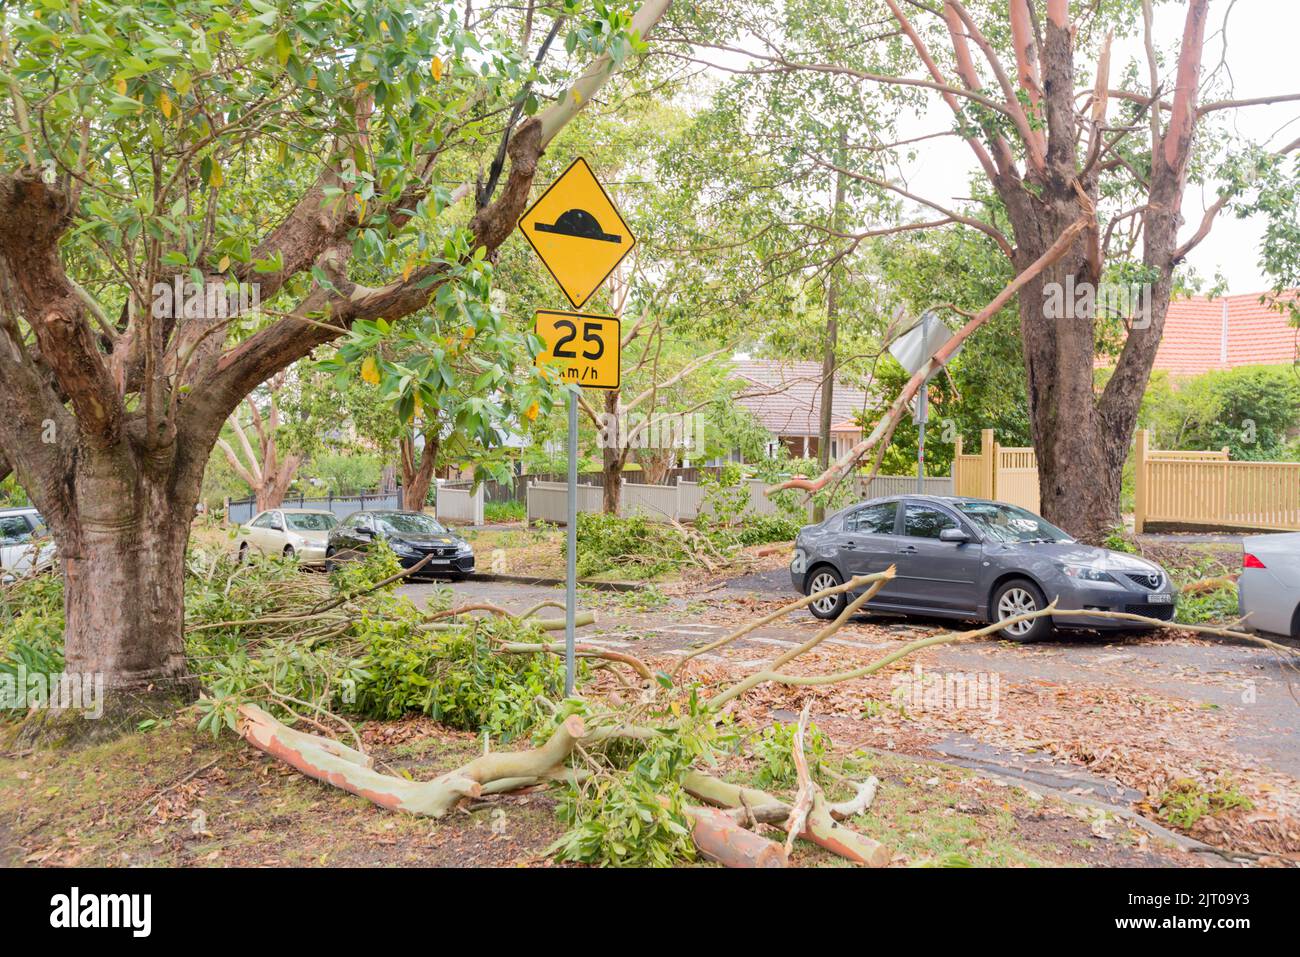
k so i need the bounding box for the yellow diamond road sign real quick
[518,157,636,309]
[535,310,620,390]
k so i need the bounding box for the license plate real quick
[1147,593,1172,603]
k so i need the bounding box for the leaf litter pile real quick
[674,591,1300,861]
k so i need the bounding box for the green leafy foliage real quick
[1102,528,1138,554]
[1140,366,1300,460]
[571,512,675,578]
[351,618,566,739]
[550,696,722,867]
[0,573,66,683]
[1175,585,1239,626]
[751,719,829,790]
[0,545,567,741]
[1158,776,1253,829]
[483,500,526,523]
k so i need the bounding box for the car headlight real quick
[456,541,472,555]
[1056,563,1116,584]
[391,542,420,557]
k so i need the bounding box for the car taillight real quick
[1243,553,1266,569]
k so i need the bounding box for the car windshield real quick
[376,513,447,536]
[285,513,337,532]
[954,502,1073,544]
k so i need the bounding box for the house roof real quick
[730,359,870,438]
[1144,292,1298,376]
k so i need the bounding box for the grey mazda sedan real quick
[790,495,1176,641]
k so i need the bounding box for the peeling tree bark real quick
[237,704,587,818]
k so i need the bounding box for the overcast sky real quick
[887,0,1299,293]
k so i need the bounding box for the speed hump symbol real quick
[534,310,620,390]
[517,157,636,310]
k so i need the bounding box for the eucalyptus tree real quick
[0,0,672,718]
[674,0,1300,541]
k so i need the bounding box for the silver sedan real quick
[235,508,338,565]
[1239,532,1300,638]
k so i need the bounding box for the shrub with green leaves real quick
[738,514,803,546]
[1175,584,1239,625]
[0,573,65,685]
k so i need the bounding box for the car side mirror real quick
[939,528,969,544]
[356,525,373,539]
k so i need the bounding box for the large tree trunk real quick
[400,432,438,511]
[37,439,206,732]
[1015,252,1123,542]
[255,452,302,512]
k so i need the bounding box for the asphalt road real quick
[400,567,1300,788]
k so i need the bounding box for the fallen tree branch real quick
[766,212,1092,497]
[236,703,585,818]
[782,701,817,856]
[828,775,879,820]
[672,570,894,675]
[682,768,890,866]
[686,806,789,867]
[496,640,653,680]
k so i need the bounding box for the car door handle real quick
[897,544,918,554]
[842,541,857,550]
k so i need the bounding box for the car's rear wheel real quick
[992,579,1051,642]
[324,546,337,573]
[283,545,295,560]
[237,542,249,564]
[806,566,846,620]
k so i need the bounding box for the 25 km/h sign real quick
[518,157,636,309]
[534,310,620,390]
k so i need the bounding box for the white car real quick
[235,508,339,565]
[0,507,57,582]
[1239,532,1300,638]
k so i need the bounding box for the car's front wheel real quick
[237,542,249,564]
[992,578,1052,642]
[806,566,846,620]
[324,546,337,573]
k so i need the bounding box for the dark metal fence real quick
[226,490,403,525]
[226,466,731,521]
[463,466,726,503]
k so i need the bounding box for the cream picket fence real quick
[951,429,1039,512]
[1134,430,1300,532]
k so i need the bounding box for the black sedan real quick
[325,510,474,578]
[790,495,1176,642]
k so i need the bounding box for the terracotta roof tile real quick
[1110,291,1298,376]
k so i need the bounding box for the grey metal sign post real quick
[890,311,962,495]
[565,387,577,696]
[914,375,930,494]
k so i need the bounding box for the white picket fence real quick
[436,483,484,525]
[524,473,954,527]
